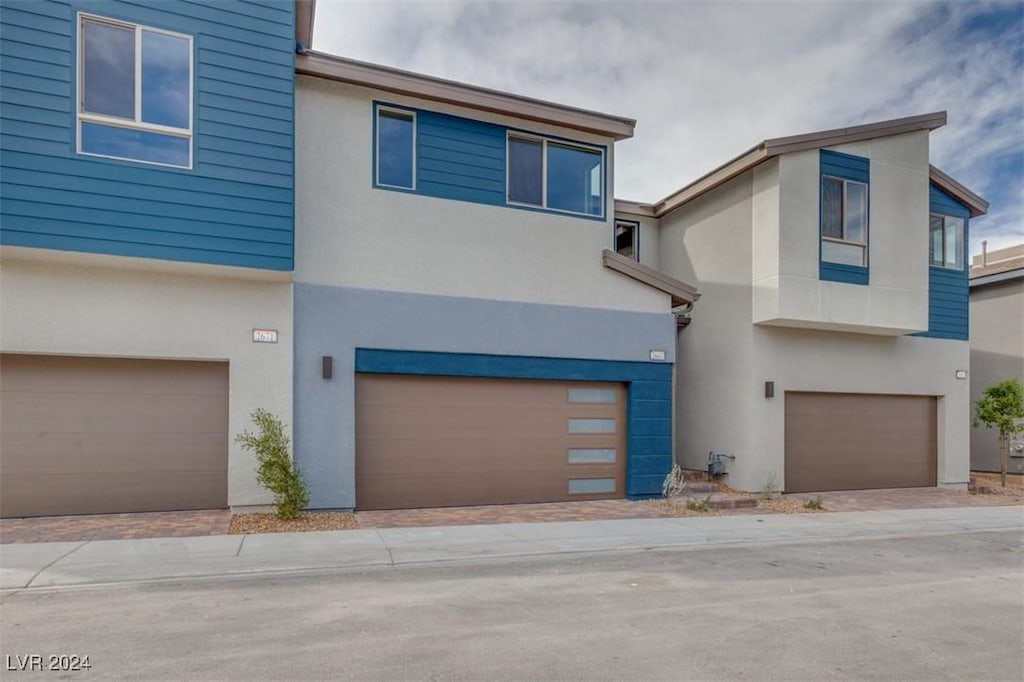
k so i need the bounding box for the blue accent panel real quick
[820,149,870,183]
[820,262,869,285]
[415,108,506,206]
[819,149,870,285]
[354,348,673,499]
[0,0,295,271]
[915,183,970,340]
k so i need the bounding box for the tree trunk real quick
[999,433,1007,488]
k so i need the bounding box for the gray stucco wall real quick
[294,284,676,509]
[969,278,1024,472]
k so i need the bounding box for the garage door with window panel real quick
[0,354,229,517]
[356,375,627,510]
[784,392,937,493]
[351,348,674,510]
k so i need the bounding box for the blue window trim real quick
[613,218,640,261]
[819,149,870,285]
[371,102,417,193]
[354,348,673,499]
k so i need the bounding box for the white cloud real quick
[313,0,1023,254]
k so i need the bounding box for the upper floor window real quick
[376,108,415,189]
[507,134,604,217]
[614,220,639,260]
[929,214,964,269]
[821,175,868,267]
[78,14,192,168]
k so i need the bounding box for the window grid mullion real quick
[134,25,142,124]
[541,139,548,209]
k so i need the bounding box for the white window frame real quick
[614,219,640,261]
[76,12,194,169]
[929,213,964,270]
[821,174,869,266]
[374,106,416,190]
[506,131,605,218]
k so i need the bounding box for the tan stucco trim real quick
[651,112,953,218]
[295,0,316,50]
[601,249,699,306]
[929,164,990,217]
[295,52,636,140]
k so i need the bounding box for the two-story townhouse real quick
[291,46,697,511]
[0,0,296,517]
[617,114,989,494]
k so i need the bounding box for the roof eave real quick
[295,51,636,140]
[601,249,700,307]
[929,165,989,217]
[295,0,315,51]
[650,112,950,218]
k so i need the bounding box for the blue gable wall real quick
[0,0,294,270]
[918,184,970,340]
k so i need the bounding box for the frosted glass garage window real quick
[568,448,617,464]
[568,388,616,403]
[569,478,616,494]
[568,418,616,434]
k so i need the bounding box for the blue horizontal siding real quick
[916,184,970,340]
[820,261,869,285]
[355,349,674,498]
[820,149,870,184]
[414,109,507,207]
[0,0,294,270]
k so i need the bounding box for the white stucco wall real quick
[295,76,669,313]
[754,132,931,334]
[0,254,293,508]
[969,279,1024,472]
[659,173,757,475]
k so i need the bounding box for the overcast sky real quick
[313,0,1023,256]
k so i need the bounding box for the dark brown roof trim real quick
[295,0,316,51]
[295,51,636,140]
[602,249,699,307]
[929,164,989,217]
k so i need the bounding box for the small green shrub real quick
[236,409,309,519]
[686,496,712,513]
[804,495,825,511]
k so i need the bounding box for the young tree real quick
[973,379,1024,487]
[236,409,309,519]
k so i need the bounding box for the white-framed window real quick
[929,214,964,269]
[614,219,639,261]
[77,13,193,168]
[507,133,604,217]
[375,107,416,190]
[821,175,868,266]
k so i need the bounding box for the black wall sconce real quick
[322,355,333,380]
[764,381,775,399]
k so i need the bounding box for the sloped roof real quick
[617,112,988,218]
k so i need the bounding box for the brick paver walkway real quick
[0,509,232,545]
[1,486,1019,544]
[355,499,676,528]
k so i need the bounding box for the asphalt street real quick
[2,527,1021,681]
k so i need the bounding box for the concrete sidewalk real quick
[2,506,1020,591]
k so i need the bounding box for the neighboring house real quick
[617,114,989,494]
[291,37,695,511]
[968,244,1024,474]
[0,0,296,516]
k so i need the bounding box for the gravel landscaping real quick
[229,512,358,535]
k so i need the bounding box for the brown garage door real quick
[784,392,937,493]
[1,354,228,517]
[355,374,626,510]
